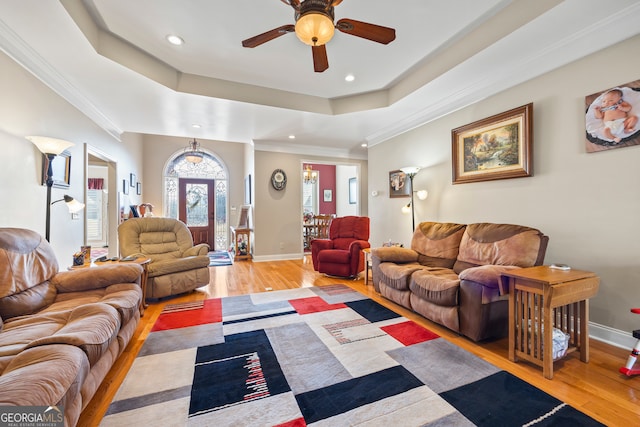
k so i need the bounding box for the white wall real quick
[254,151,368,260]
[368,34,640,338]
[336,165,358,216]
[0,50,142,266]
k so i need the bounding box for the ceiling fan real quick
[241,0,396,73]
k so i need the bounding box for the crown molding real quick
[0,17,123,142]
[365,2,640,147]
[254,140,367,160]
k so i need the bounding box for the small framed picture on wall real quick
[323,189,332,202]
[122,179,129,195]
[389,170,409,198]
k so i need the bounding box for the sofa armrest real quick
[310,239,334,270]
[53,263,143,293]
[147,255,210,277]
[348,240,371,260]
[458,265,522,294]
[371,246,418,264]
[311,239,333,251]
[184,243,210,257]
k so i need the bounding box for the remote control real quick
[550,263,571,270]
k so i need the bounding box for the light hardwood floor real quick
[78,256,640,426]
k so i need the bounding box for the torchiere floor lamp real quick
[27,136,84,241]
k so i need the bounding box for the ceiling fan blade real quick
[242,25,295,48]
[327,0,344,7]
[312,45,329,73]
[280,0,300,10]
[336,18,396,44]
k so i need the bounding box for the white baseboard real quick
[251,253,304,262]
[589,321,636,350]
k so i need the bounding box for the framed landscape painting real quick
[452,103,533,184]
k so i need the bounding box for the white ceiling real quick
[1,0,639,159]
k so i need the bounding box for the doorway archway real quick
[163,151,229,251]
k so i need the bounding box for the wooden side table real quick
[230,226,252,260]
[71,257,151,316]
[500,266,600,379]
[362,248,372,285]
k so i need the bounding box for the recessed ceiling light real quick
[361,143,368,147]
[191,124,201,129]
[289,135,296,139]
[345,74,355,82]
[166,35,184,46]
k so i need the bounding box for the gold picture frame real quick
[452,103,533,184]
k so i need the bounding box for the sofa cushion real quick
[411,222,467,268]
[118,217,197,261]
[0,228,59,319]
[409,268,460,307]
[25,303,120,366]
[0,310,71,372]
[317,249,350,264]
[0,282,57,320]
[378,262,424,291]
[454,223,548,273]
[49,284,142,326]
[0,344,90,408]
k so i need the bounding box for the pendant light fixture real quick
[303,164,318,184]
[184,138,204,164]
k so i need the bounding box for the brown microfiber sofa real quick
[372,222,548,341]
[0,228,143,426]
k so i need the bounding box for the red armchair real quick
[311,216,370,278]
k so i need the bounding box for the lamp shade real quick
[185,152,204,164]
[417,190,429,200]
[400,166,421,176]
[63,195,85,213]
[184,138,204,164]
[27,136,74,155]
[295,12,335,46]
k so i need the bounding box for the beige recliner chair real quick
[118,217,210,300]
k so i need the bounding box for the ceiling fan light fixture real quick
[295,12,334,46]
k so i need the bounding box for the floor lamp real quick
[27,136,79,241]
[400,166,427,232]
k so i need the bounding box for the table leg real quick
[580,299,590,363]
[139,267,149,316]
[543,303,554,379]
[508,278,516,362]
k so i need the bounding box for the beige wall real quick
[369,34,640,339]
[254,150,368,260]
[0,50,142,266]
[139,134,247,248]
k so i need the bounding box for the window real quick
[164,151,229,251]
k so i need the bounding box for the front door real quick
[179,178,215,248]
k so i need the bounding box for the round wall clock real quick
[271,169,287,191]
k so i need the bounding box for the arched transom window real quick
[164,151,228,251]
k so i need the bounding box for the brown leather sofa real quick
[372,222,548,341]
[0,228,143,426]
[118,217,210,300]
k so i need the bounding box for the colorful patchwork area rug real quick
[101,285,603,426]
[208,250,233,267]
